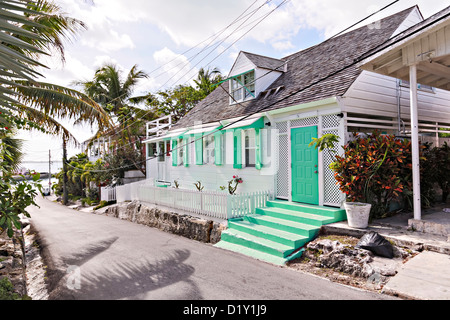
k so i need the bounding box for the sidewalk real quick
[322,204,450,300]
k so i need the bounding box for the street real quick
[28,196,396,300]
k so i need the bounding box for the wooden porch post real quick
[409,64,421,220]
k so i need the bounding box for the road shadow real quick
[50,246,199,300]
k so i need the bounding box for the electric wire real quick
[65,0,419,173]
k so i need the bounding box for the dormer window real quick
[230,70,255,103]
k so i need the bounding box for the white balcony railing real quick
[113,180,272,220]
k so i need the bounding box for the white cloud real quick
[153,47,199,89]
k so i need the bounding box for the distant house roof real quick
[174,6,417,129]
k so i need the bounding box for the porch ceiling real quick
[360,7,450,91]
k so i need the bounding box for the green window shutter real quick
[171,139,178,166]
[214,131,223,166]
[255,128,262,170]
[233,129,242,169]
[183,137,189,167]
[195,134,203,165]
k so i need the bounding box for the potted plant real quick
[310,132,409,228]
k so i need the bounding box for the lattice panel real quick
[275,121,287,133]
[276,134,289,199]
[290,116,318,128]
[322,114,340,129]
[322,129,342,205]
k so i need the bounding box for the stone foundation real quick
[101,201,226,244]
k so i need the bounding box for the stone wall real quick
[0,229,26,298]
[101,201,226,244]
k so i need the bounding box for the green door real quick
[291,126,319,205]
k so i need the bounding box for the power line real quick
[76,0,283,155]
[74,0,272,139]
[68,0,416,174]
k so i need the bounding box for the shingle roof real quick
[240,51,285,71]
[174,6,417,129]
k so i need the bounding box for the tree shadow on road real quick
[51,246,200,300]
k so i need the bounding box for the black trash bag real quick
[355,231,394,258]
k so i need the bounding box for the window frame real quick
[230,70,256,104]
[244,129,256,168]
[203,134,215,165]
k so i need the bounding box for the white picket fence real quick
[100,186,116,202]
[112,180,272,220]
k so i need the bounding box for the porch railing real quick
[113,180,272,220]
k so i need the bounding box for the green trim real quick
[255,128,262,170]
[214,69,255,87]
[195,134,203,165]
[183,137,189,167]
[214,131,223,166]
[171,139,178,166]
[230,117,265,131]
[233,129,242,169]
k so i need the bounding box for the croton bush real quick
[312,130,450,220]
[329,131,416,219]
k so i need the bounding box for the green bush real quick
[0,277,31,300]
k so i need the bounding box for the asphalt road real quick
[28,196,396,301]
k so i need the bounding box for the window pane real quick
[246,130,255,147]
[232,88,242,101]
[179,139,183,165]
[244,71,254,85]
[158,142,165,161]
[245,149,255,167]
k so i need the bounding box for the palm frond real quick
[11,81,114,132]
[16,104,79,145]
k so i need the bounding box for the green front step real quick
[228,219,309,247]
[214,201,347,266]
[255,207,335,226]
[221,229,295,258]
[266,200,346,220]
[244,214,320,238]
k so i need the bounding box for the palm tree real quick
[0,1,114,204]
[75,63,157,175]
[193,67,223,97]
[76,63,149,117]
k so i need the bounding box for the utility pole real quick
[49,149,52,195]
[62,137,68,205]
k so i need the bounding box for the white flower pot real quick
[344,202,371,229]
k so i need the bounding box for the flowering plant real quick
[221,175,243,195]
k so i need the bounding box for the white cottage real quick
[145,5,450,207]
[139,6,450,264]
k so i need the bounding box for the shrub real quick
[328,131,414,219]
[423,142,450,202]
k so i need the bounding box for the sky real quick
[18,0,449,170]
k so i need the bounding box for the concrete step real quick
[243,214,320,238]
[256,207,336,226]
[220,228,295,258]
[214,241,304,266]
[228,219,309,247]
[267,200,346,221]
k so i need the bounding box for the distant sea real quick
[18,161,64,174]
